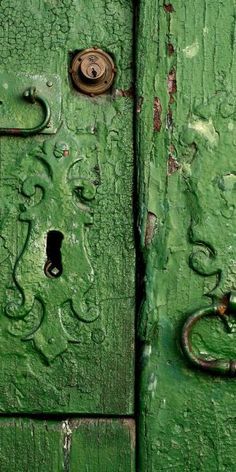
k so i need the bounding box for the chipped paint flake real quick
[168,69,177,94]
[62,420,72,471]
[145,212,157,246]
[153,97,162,132]
[188,118,219,145]
[137,96,144,113]
[164,4,175,13]
[183,42,199,58]
[168,155,180,175]
[143,344,152,358]
[148,373,157,398]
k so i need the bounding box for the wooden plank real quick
[137,0,236,470]
[0,418,135,472]
[0,419,63,472]
[70,419,135,471]
[0,0,135,414]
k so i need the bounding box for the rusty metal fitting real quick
[70,48,115,96]
[181,291,236,376]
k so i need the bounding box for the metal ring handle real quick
[181,292,236,376]
[0,87,51,136]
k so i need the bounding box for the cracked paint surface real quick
[137,0,236,470]
[0,0,135,416]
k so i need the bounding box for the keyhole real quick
[44,230,64,278]
[91,67,97,77]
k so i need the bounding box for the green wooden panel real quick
[0,0,135,414]
[0,419,64,472]
[137,0,236,470]
[0,418,135,471]
[70,419,135,471]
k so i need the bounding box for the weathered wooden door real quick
[0,1,135,470]
[137,1,236,471]
[4,1,234,471]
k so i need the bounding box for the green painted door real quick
[0,0,135,470]
[137,0,236,470]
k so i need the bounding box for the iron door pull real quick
[181,292,236,375]
[0,87,51,136]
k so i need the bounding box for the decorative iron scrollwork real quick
[5,127,98,362]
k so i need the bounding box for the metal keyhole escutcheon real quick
[70,48,115,95]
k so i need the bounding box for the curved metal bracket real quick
[0,87,51,136]
[181,292,236,375]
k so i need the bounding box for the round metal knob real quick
[70,48,115,95]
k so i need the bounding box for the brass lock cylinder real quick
[70,48,115,95]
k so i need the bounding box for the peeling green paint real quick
[137,0,236,470]
[0,0,135,416]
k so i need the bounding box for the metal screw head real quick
[70,48,115,95]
